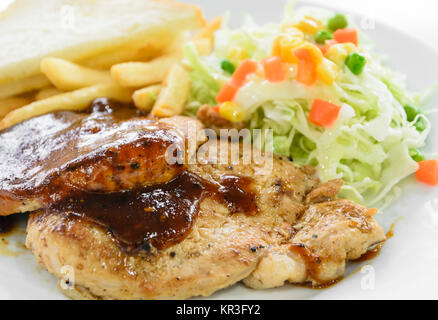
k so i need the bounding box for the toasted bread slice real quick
[0,0,205,85]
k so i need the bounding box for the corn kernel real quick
[325,43,356,65]
[272,34,304,63]
[317,58,339,84]
[294,16,324,35]
[227,47,248,63]
[296,42,323,64]
[219,101,245,123]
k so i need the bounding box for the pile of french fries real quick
[0,17,222,130]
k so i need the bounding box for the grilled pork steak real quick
[0,99,385,299]
[26,144,384,299]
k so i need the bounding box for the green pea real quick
[328,13,348,31]
[314,30,333,44]
[409,148,425,162]
[345,53,366,75]
[414,117,427,132]
[221,59,235,74]
[404,104,421,122]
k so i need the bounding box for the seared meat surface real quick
[0,101,204,216]
[25,132,384,299]
[244,200,383,288]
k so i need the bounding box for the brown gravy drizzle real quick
[289,243,341,289]
[289,243,338,289]
[0,215,16,235]
[288,243,338,288]
[216,175,258,215]
[353,222,395,263]
[50,171,257,254]
[50,171,206,253]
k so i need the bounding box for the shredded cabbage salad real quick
[182,3,434,208]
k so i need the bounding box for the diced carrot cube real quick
[296,59,317,86]
[231,59,258,87]
[333,28,358,46]
[261,56,288,82]
[216,81,238,103]
[416,160,438,186]
[309,99,341,127]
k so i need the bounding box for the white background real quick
[0,0,438,300]
[309,0,438,48]
[1,0,438,48]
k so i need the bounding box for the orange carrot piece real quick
[416,160,438,186]
[333,28,358,46]
[216,59,258,103]
[296,59,317,86]
[293,48,317,86]
[216,81,238,103]
[309,99,341,127]
[261,56,288,82]
[231,59,258,87]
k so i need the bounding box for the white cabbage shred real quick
[183,5,433,208]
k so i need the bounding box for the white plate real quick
[1,0,438,300]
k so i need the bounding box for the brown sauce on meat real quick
[289,243,342,289]
[290,223,395,289]
[353,222,395,262]
[50,171,206,253]
[289,243,324,283]
[0,98,185,211]
[353,244,383,262]
[0,215,17,235]
[50,171,257,254]
[216,175,258,215]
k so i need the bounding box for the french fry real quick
[35,87,64,100]
[40,58,111,91]
[111,39,209,88]
[193,16,222,41]
[0,82,133,130]
[0,97,31,118]
[0,74,50,99]
[152,64,190,118]
[111,52,180,88]
[81,42,169,70]
[132,85,162,111]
